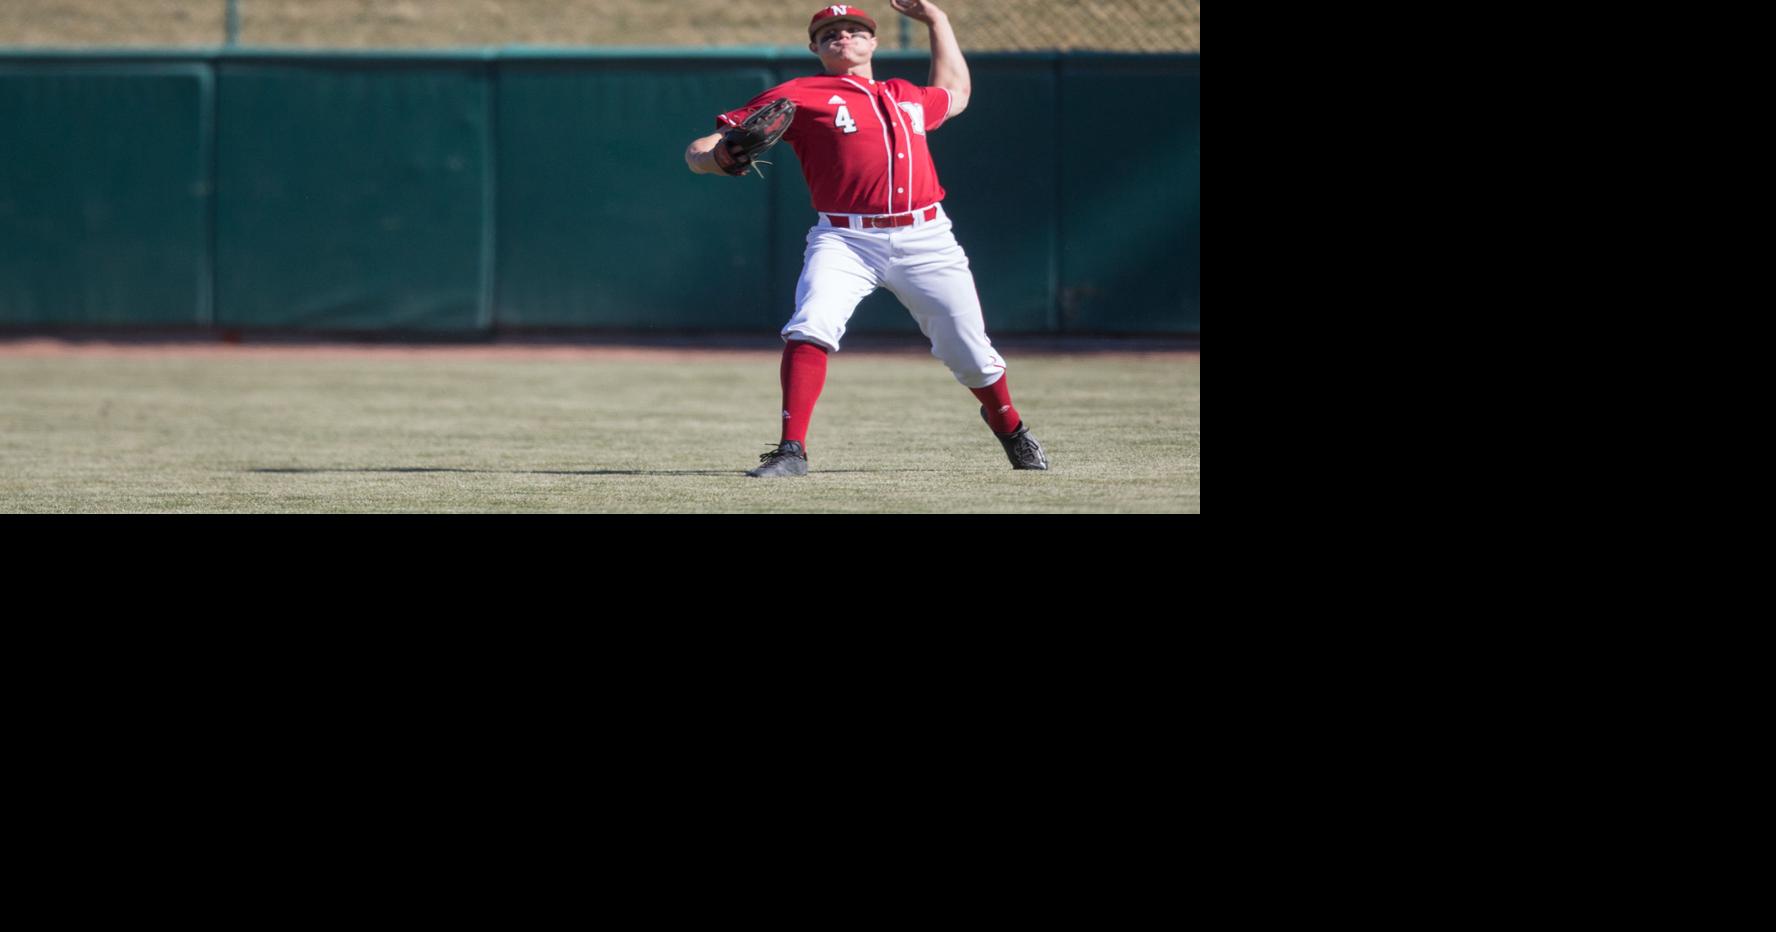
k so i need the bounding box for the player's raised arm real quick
[891,0,971,118]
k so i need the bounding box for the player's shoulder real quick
[770,74,850,100]
[883,77,926,95]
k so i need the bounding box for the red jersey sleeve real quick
[716,83,802,136]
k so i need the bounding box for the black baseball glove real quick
[713,98,796,177]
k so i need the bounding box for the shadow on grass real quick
[249,467,941,476]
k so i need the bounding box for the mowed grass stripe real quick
[0,351,1198,513]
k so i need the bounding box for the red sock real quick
[780,340,829,445]
[971,375,1021,435]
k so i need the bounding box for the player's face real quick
[812,23,876,66]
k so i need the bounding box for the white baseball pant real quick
[781,203,1007,389]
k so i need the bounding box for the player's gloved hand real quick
[711,141,753,177]
[712,98,796,177]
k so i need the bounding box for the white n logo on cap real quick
[829,5,849,16]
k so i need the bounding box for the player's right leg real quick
[782,228,884,352]
[746,229,883,478]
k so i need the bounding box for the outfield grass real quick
[0,349,1199,513]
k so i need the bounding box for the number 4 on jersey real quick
[834,104,858,134]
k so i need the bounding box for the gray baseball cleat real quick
[746,440,809,477]
[981,406,1049,470]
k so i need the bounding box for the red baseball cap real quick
[808,5,878,40]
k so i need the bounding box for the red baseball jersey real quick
[718,75,952,216]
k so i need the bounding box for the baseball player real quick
[685,1,1049,477]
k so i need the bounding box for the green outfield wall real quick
[0,62,213,325]
[0,49,1199,335]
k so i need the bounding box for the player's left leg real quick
[881,224,1003,387]
[883,219,1049,470]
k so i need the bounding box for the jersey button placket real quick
[877,87,898,215]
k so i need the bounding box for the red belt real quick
[827,206,939,229]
